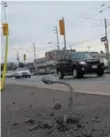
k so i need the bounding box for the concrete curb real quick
[6,82,110,96]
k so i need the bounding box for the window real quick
[71,52,93,60]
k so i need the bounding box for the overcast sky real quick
[1,1,110,63]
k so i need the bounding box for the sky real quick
[1,1,110,63]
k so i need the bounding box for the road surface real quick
[5,74,110,96]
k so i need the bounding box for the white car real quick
[6,72,10,78]
[6,71,14,78]
[15,68,31,79]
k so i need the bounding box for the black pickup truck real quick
[56,52,104,79]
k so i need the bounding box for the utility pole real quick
[62,17,67,50]
[53,26,60,50]
[17,50,20,68]
[104,18,110,68]
[104,18,107,37]
[100,4,110,69]
[33,42,36,60]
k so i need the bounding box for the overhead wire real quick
[67,3,110,31]
[67,3,110,48]
[72,32,110,47]
[72,31,110,47]
[4,2,110,49]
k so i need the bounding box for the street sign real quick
[101,36,107,42]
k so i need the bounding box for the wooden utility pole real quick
[17,50,20,67]
[54,26,60,50]
[104,18,110,68]
[33,42,36,60]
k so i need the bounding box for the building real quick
[25,62,36,73]
[33,49,73,74]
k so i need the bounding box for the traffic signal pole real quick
[59,17,67,51]
[17,50,20,68]
[33,42,36,60]
[1,2,9,91]
[1,35,9,91]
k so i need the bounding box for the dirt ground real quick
[1,84,110,137]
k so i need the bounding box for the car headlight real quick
[79,61,86,65]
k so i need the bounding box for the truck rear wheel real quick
[58,71,64,79]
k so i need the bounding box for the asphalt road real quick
[6,73,110,83]
[2,84,110,137]
[5,73,110,96]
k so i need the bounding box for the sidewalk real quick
[2,84,110,137]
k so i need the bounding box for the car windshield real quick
[71,52,93,60]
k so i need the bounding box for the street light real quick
[2,1,7,22]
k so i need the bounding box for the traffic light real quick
[2,23,9,36]
[59,19,65,35]
[23,54,26,61]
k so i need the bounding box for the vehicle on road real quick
[6,72,11,78]
[14,68,31,79]
[56,52,104,79]
[5,71,15,78]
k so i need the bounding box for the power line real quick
[72,33,110,47]
[68,4,110,30]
